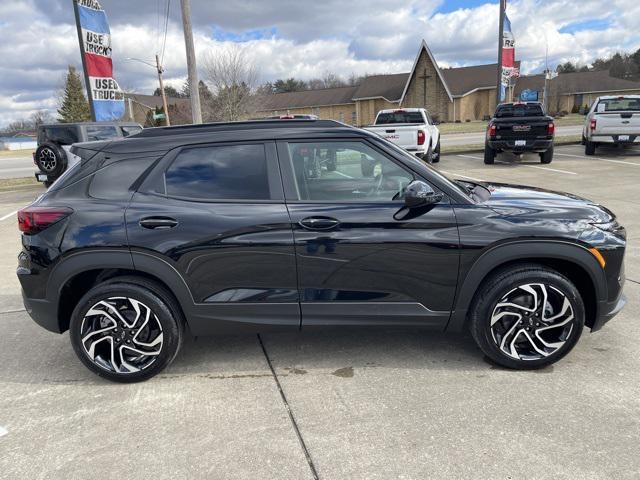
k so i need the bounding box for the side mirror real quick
[401,180,443,208]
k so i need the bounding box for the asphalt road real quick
[0,144,639,479]
[0,154,35,179]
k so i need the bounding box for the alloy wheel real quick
[489,283,575,361]
[38,148,57,172]
[80,297,164,373]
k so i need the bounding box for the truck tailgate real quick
[494,118,549,139]
[366,124,419,148]
[594,112,640,135]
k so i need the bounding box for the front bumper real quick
[592,293,627,332]
[488,138,553,153]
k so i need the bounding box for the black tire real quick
[421,144,433,164]
[484,143,496,164]
[431,141,441,163]
[469,264,584,370]
[69,277,184,383]
[42,181,52,188]
[540,146,553,164]
[581,134,586,146]
[35,143,66,177]
[585,141,596,156]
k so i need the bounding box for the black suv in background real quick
[34,122,142,186]
[18,120,626,382]
[484,102,555,164]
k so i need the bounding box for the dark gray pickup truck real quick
[484,102,555,164]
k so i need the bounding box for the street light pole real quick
[155,54,171,126]
[180,0,203,124]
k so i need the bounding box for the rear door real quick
[277,138,459,328]
[126,141,300,334]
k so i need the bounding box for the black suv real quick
[34,122,142,186]
[484,102,555,164]
[18,120,626,382]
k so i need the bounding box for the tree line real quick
[555,48,640,80]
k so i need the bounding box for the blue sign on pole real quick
[520,89,539,102]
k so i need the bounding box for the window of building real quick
[339,112,345,123]
[312,107,320,117]
[351,111,357,125]
[287,141,413,202]
[165,144,270,201]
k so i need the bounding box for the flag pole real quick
[72,0,96,121]
[496,0,506,107]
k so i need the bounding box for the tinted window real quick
[89,157,157,200]
[495,104,544,118]
[375,112,424,124]
[121,125,143,137]
[43,126,79,145]
[85,126,120,141]
[165,144,270,200]
[595,98,640,112]
[288,141,413,202]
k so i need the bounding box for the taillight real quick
[18,207,73,235]
[547,122,555,136]
[417,130,426,145]
[590,119,597,131]
[488,123,497,138]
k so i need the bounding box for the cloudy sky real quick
[0,0,639,126]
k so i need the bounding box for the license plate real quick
[37,174,48,181]
[515,140,526,146]
[619,135,630,141]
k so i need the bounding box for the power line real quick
[160,0,171,65]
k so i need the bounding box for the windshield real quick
[375,112,424,124]
[495,104,544,118]
[595,98,640,112]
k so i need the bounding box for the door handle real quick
[299,217,340,230]
[139,217,178,229]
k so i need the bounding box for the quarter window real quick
[85,125,120,141]
[165,144,270,200]
[287,141,413,202]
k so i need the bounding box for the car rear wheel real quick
[469,264,584,369]
[585,141,596,156]
[421,144,433,164]
[484,143,496,164]
[431,141,441,163]
[69,278,184,382]
[35,143,66,177]
[540,146,553,164]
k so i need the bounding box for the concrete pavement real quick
[0,144,639,479]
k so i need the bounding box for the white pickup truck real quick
[583,95,640,155]
[364,108,441,163]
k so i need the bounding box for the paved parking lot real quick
[0,143,639,479]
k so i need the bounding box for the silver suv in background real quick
[582,95,640,155]
[34,122,142,187]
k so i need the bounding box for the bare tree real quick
[30,110,54,127]
[201,45,260,121]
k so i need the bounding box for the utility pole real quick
[180,0,203,124]
[495,0,506,107]
[155,54,171,126]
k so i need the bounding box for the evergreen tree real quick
[57,66,91,123]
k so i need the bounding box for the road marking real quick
[440,170,484,182]
[0,210,17,222]
[457,154,483,160]
[555,152,640,167]
[0,426,7,438]
[522,165,577,175]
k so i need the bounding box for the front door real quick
[277,139,460,328]
[126,141,299,334]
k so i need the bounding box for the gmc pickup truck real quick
[583,95,640,155]
[364,108,440,163]
[484,102,555,164]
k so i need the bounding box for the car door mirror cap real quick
[403,180,443,207]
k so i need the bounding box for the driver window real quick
[287,141,413,202]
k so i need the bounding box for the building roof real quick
[353,73,409,101]
[258,86,358,111]
[124,93,191,109]
[400,40,453,102]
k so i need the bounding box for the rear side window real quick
[375,112,424,124]
[164,144,270,201]
[495,104,544,117]
[595,98,640,112]
[89,157,157,200]
[42,126,79,145]
[121,125,143,137]
[86,125,120,141]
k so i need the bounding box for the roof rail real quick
[134,119,345,138]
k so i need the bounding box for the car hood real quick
[481,182,614,224]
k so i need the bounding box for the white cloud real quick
[0,0,639,127]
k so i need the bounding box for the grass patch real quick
[0,177,39,190]
[0,149,33,158]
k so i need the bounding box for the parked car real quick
[33,122,143,187]
[18,119,626,382]
[484,102,555,164]
[364,108,440,163]
[582,95,640,155]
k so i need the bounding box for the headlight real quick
[591,219,623,233]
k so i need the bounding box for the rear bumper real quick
[590,135,640,144]
[34,171,55,184]
[22,290,61,333]
[488,138,553,153]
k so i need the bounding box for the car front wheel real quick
[69,277,184,382]
[469,264,584,369]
